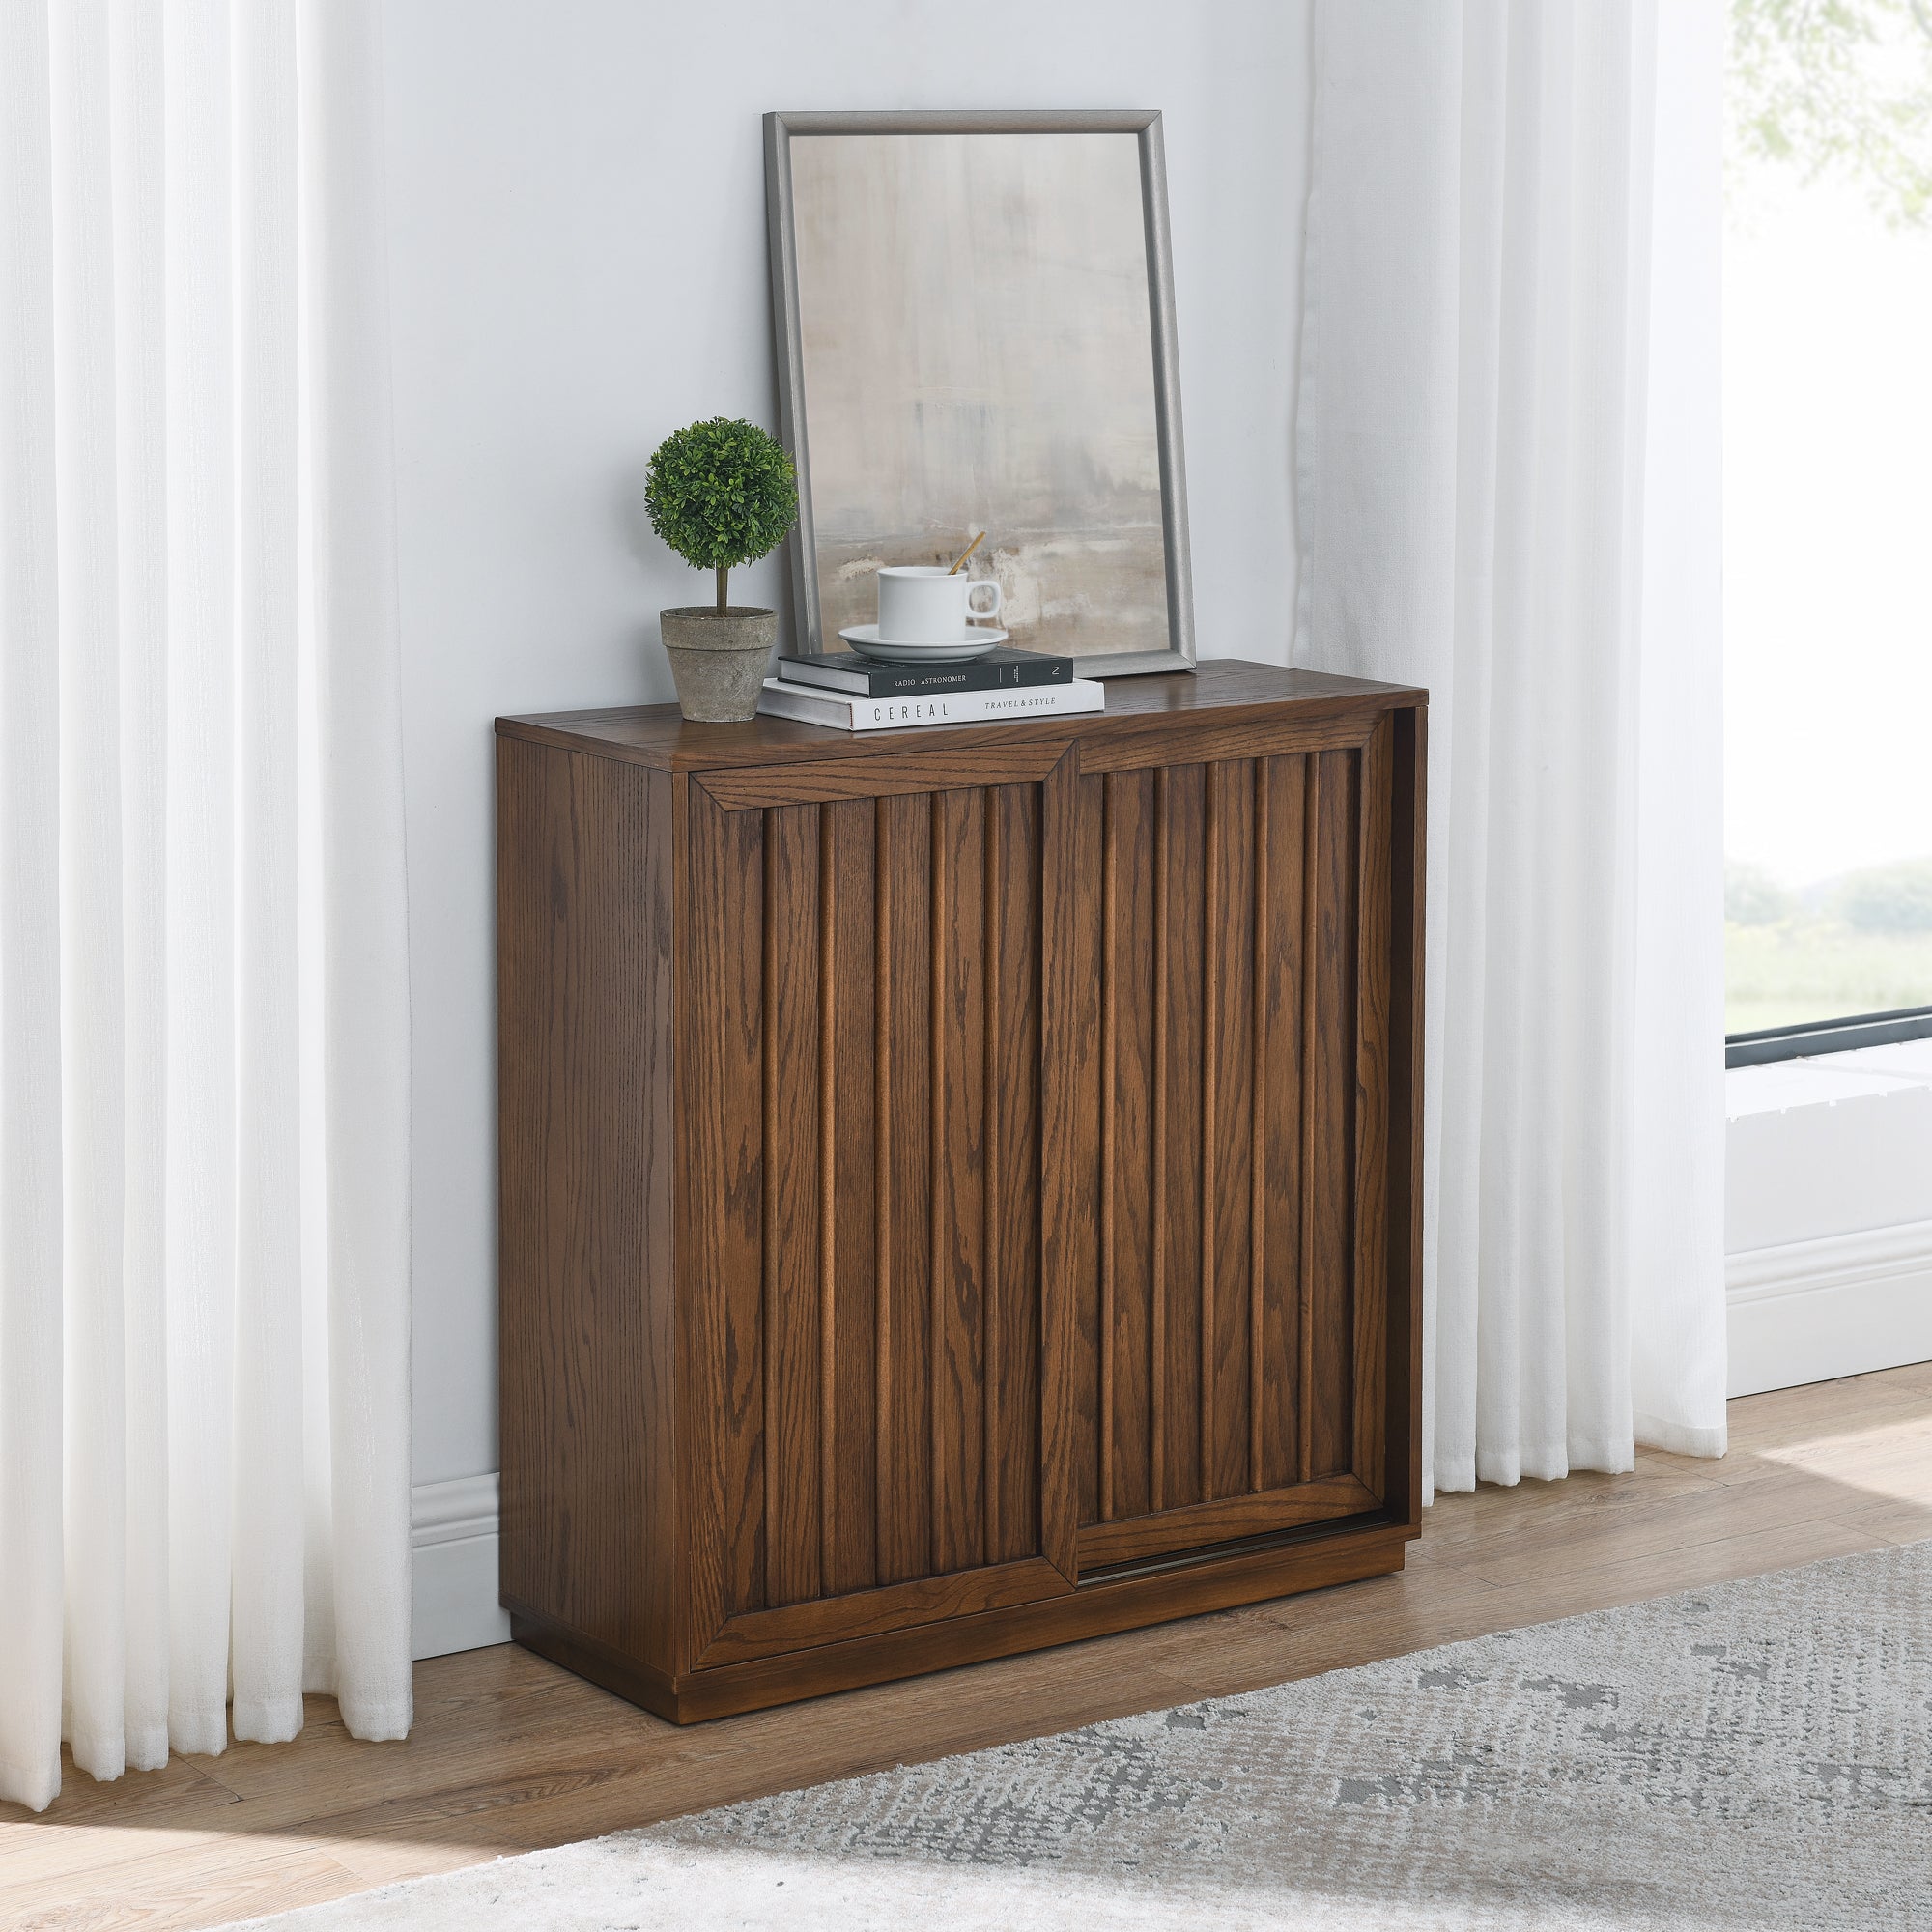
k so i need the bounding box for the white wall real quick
[381,2,1315,1529]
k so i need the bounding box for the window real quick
[1724,0,1932,1066]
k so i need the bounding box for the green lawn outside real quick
[1726,921,1932,1036]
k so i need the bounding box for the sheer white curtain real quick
[0,0,412,1811]
[1294,0,1727,1500]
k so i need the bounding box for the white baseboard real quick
[1727,1217,1932,1399]
[411,1472,511,1660]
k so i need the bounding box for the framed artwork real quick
[765,110,1195,677]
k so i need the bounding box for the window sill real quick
[1725,1038,1932,1396]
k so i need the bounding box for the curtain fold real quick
[1295,0,1727,1501]
[0,0,411,1812]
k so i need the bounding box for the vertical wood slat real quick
[817,817,838,1586]
[930,787,987,1573]
[684,785,766,1626]
[763,806,821,1608]
[1352,721,1393,1499]
[1249,760,1267,1492]
[1257,754,1308,1495]
[1297,757,1320,1484]
[1157,764,1206,1516]
[1098,778,1116,1521]
[1038,750,1090,1580]
[1151,769,1169,1513]
[823,800,878,1595]
[874,801,891,1578]
[983,795,1001,1557]
[1103,771,1156,1522]
[989,784,1043,1564]
[875,791,933,1586]
[1308,749,1361,1478]
[1198,771,1218,1494]
[1205,761,1256,1502]
[1064,773,1107,1534]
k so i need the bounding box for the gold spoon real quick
[946,532,986,575]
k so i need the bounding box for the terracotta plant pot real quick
[659,607,777,723]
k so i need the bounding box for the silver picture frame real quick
[764,109,1196,678]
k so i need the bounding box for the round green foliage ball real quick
[644,417,798,573]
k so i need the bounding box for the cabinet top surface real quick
[497,659,1426,775]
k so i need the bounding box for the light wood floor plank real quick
[1,1364,1926,1932]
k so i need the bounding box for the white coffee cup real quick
[876,565,1003,644]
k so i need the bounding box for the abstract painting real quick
[770,115,1193,673]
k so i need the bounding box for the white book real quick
[757,676,1105,732]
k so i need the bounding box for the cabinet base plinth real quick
[509,1519,1414,1725]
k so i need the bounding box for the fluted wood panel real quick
[690,779,1050,1641]
[1072,739,1387,1561]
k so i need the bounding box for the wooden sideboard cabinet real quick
[496,659,1425,1722]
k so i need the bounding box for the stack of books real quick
[757,646,1103,732]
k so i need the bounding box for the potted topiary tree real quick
[644,416,799,722]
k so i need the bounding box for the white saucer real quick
[839,623,1009,664]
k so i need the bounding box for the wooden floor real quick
[6,1361,1931,1930]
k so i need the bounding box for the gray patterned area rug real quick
[246,1542,1932,1931]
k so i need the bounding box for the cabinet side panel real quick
[1386,706,1428,1528]
[762,805,822,1608]
[876,791,935,1584]
[1352,719,1393,1498]
[1308,748,1362,1479]
[497,741,674,1671]
[684,782,768,1642]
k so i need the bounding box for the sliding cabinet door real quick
[1056,713,1400,1574]
[677,744,1080,1668]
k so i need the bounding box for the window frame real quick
[1726,1003,1932,1069]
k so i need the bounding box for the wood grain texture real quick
[930,785,988,1575]
[1103,769,1156,1522]
[497,668,1425,1718]
[497,660,1426,776]
[1156,763,1206,1517]
[823,799,879,1596]
[696,741,1068,810]
[1205,759,1257,1503]
[875,792,935,1585]
[1352,719,1393,1500]
[763,805,821,1608]
[681,782,767,1644]
[1387,706,1429,1531]
[665,1525,1413,1722]
[1037,749,1091,1583]
[695,1555,1068,1667]
[1307,749,1359,1481]
[1257,754,1307,1495]
[1077,709,1374,776]
[988,782,1044,1566]
[25,1368,1920,1931]
[496,742,675,1673]
[1074,1474,1380,1570]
